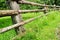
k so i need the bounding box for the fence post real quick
[54,4,56,11]
[43,4,47,14]
[6,0,25,34]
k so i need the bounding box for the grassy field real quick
[0,11,60,40]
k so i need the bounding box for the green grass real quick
[0,11,60,40]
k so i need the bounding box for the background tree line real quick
[0,0,60,10]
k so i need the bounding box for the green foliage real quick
[0,0,60,10]
[0,0,60,40]
[0,0,9,10]
[55,0,60,5]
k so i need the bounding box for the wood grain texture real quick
[8,0,24,34]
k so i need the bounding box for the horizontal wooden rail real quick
[19,1,60,8]
[0,9,44,17]
[0,13,50,33]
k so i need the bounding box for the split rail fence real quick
[0,0,60,39]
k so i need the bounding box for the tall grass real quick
[0,11,60,40]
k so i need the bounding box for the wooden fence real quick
[0,0,60,39]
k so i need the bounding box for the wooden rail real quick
[0,9,44,17]
[19,1,60,8]
[0,13,49,33]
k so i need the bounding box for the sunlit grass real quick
[0,11,60,40]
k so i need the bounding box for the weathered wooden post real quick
[43,4,47,14]
[54,4,56,11]
[6,0,25,34]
